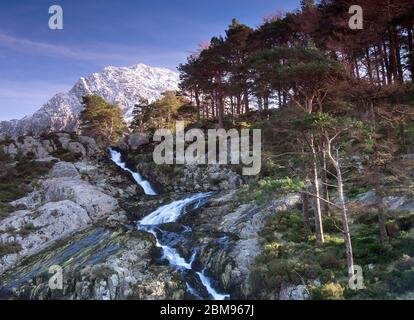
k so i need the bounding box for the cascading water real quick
[109,148,157,195]
[109,148,229,300]
[139,193,229,300]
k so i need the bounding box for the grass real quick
[249,208,414,300]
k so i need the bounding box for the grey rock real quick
[279,284,310,300]
[48,162,80,179]
[127,133,149,150]
[0,201,91,274]
[67,142,87,158]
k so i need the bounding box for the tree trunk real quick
[378,206,389,244]
[302,191,311,235]
[366,48,373,83]
[244,90,249,113]
[326,146,354,281]
[322,150,330,217]
[236,95,241,114]
[388,26,399,83]
[257,96,263,112]
[195,90,201,122]
[310,134,324,244]
[408,26,414,81]
[382,42,392,85]
[218,93,224,129]
[337,162,354,281]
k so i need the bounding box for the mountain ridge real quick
[0,63,180,137]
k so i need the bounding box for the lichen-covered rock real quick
[0,134,101,161]
[0,201,91,274]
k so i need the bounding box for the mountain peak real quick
[0,64,180,137]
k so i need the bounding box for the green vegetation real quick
[18,223,36,237]
[130,91,191,133]
[0,241,22,257]
[79,95,126,146]
[0,150,54,219]
[249,208,414,300]
[240,177,304,204]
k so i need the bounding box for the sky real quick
[0,0,300,120]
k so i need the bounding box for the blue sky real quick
[0,0,300,120]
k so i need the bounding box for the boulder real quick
[67,142,87,158]
[78,136,101,157]
[127,133,149,150]
[279,284,310,300]
[48,161,80,179]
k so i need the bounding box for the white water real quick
[108,149,228,300]
[138,193,229,300]
[197,271,230,300]
[108,148,157,195]
[140,193,210,225]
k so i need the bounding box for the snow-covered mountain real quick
[0,63,180,137]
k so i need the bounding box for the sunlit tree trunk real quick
[310,134,324,244]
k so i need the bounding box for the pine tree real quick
[130,98,151,133]
[79,95,126,146]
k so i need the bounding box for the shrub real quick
[18,223,36,237]
[319,251,343,269]
[311,282,344,300]
[0,241,22,257]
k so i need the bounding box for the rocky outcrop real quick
[116,133,150,151]
[0,228,186,300]
[0,201,91,274]
[0,133,101,161]
[0,135,140,277]
[180,191,301,299]
[356,190,414,210]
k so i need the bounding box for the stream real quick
[109,148,229,300]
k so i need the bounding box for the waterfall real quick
[108,148,157,195]
[108,148,229,300]
[138,193,229,300]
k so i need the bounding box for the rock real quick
[0,229,186,300]
[383,195,414,210]
[1,142,18,157]
[39,178,118,220]
[12,161,120,221]
[67,142,87,158]
[48,162,80,179]
[127,133,150,150]
[279,284,310,300]
[401,153,414,161]
[356,191,379,206]
[0,201,91,274]
[77,136,101,157]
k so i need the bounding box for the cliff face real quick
[0,64,180,137]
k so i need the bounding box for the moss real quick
[0,241,22,257]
